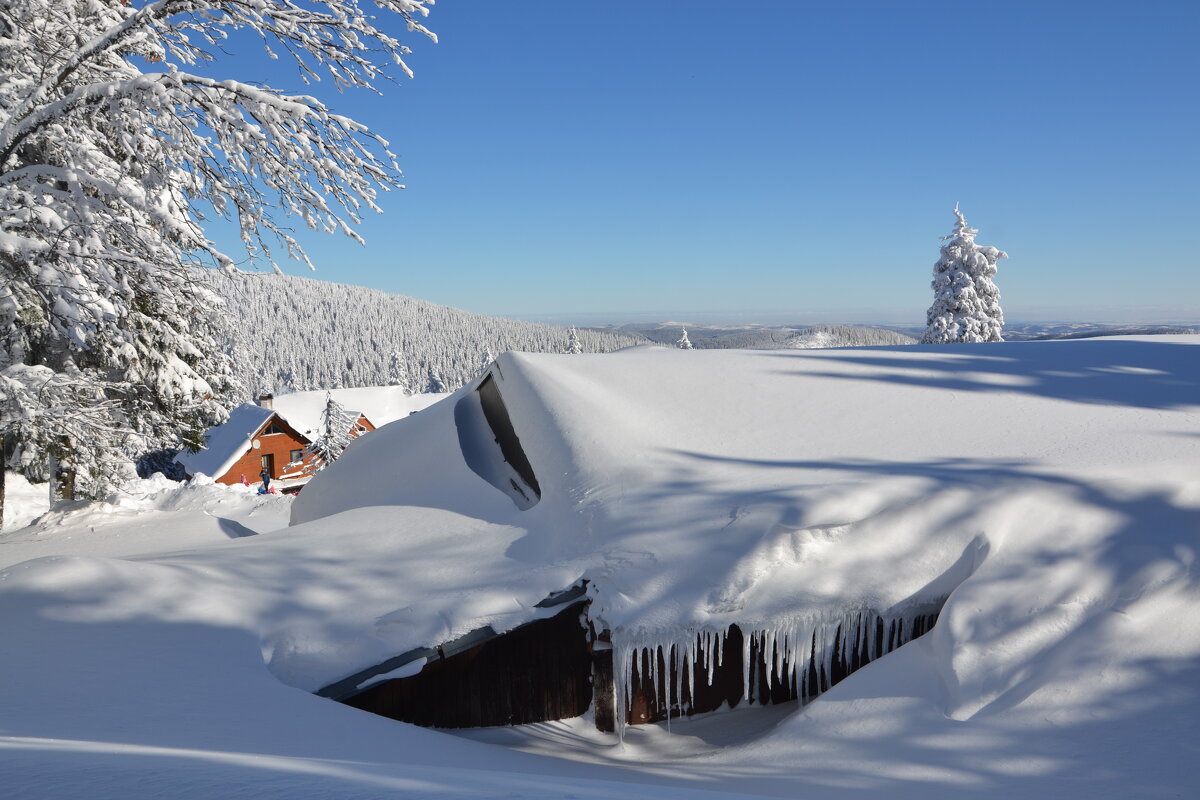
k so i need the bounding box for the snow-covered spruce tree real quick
[565,327,583,354]
[476,348,494,377]
[0,0,436,503]
[922,206,1007,344]
[676,328,694,350]
[425,368,446,394]
[388,350,411,392]
[292,392,358,473]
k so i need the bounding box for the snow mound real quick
[291,337,1200,708]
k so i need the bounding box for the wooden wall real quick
[217,415,309,485]
[344,602,592,728]
[334,603,943,732]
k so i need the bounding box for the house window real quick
[262,422,285,435]
[290,449,305,465]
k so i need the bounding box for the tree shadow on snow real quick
[761,339,1200,410]
[612,449,1200,796]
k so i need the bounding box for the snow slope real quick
[2,336,1199,798]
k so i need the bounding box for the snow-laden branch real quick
[0,0,437,497]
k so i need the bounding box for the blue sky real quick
[214,1,1198,324]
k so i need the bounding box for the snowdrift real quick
[3,336,1199,797]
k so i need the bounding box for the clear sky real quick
[214,0,1199,325]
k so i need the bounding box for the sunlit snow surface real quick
[2,336,1199,798]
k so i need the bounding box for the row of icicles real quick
[609,604,944,739]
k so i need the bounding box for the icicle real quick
[822,622,830,686]
[650,645,659,715]
[677,638,685,718]
[665,645,672,732]
[613,637,630,743]
[771,628,780,692]
[764,629,773,693]
[742,629,752,706]
[785,627,796,698]
[683,637,694,711]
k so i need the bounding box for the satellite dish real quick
[252,439,261,450]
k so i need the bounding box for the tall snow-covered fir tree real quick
[676,328,694,350]
[0,0,436,502]
[922,206,1007,344]
[388,350,412,393]
[565,327,584,354]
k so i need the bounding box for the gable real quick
[175,404,310,480]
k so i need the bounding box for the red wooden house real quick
[175,395,376,490]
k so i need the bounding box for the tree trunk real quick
[56,463,76,503]
[49,435,76,504]
[0,432,7,532]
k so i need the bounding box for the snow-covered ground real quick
[2,470,49,531]
[2,336,1199,798]
[0,474,291,571]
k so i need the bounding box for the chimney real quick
[257,393,274,410]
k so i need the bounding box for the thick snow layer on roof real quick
[291,337,1200,642]
[270,386,447,436]
[174,402,274,479]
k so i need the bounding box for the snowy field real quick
[2,336,1199,799]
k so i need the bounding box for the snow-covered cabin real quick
[4,339,1197,795]
[175,397,312,488]
[288,339,1200,734]
[177,396,379,490]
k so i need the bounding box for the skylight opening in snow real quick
[454,373,541,509]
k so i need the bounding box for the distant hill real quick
[1001,322,1200,341]
[207,271,647,397]
[856,322,1200,342]
[617,323,917,350]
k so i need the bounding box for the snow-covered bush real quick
[922,206,1007,344]
[676,329,694,350]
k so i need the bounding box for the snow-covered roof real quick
[271,386,442,437]
[174,402,277,479]
[288,336,1200,692]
